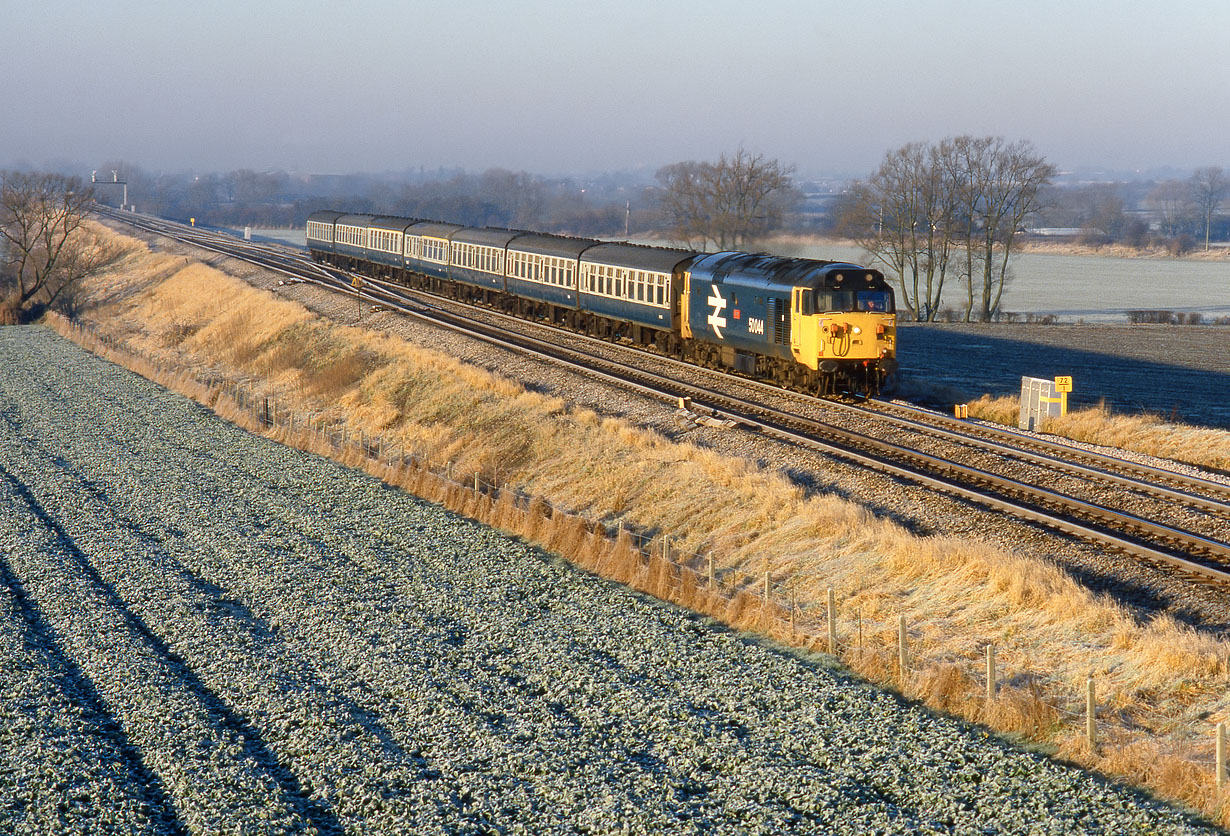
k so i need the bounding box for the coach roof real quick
[581,242,700,274]
[406,221,466,239]
[507,232,599,259]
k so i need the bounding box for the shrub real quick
[0,297,18,326]
[1166,234,1196,256]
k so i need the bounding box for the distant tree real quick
[655,148,800,249]
[1190,166,1228,251]
[1036,182,1126,241]
[0,171,126,323]
[479,169,546,229]
[1146,179,1190,237]
[839,141,958,321]
[947,136,1056,321]
[839,136,1054,322]
[1122,218,1151,249]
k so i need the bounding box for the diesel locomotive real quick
[306,211,897,395]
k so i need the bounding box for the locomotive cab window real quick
[817,290,855,312]
[857,290,893,312]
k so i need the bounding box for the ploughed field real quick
[898,323,1230,430]
[0,326,1218,835]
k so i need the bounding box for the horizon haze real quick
[4,0,1229,178]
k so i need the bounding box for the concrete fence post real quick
[708,553,714,588]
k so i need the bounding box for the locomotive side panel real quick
[684,253,797,365]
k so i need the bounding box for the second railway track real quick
[95,208,1230,585]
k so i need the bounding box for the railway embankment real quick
[20,220,1230,826]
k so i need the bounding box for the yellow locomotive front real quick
[790,269,897,395]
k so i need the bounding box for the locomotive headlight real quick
[852,326,862,335]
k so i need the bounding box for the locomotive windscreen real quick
[814,289,894,313]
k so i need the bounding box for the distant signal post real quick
[92,170,129,211]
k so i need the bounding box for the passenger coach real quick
[578,243,697,347]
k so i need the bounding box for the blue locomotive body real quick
[684,252,799,365]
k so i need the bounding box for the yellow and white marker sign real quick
[1054,376,1073,414]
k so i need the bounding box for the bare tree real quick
[1,171,127,323]
[1190,166,1228,251]
[945,137,1055,321]
[1146,179,1190,237]
[656,148,799,249]
[840,141,958,321]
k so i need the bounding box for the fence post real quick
[708,553,714,588]
[1086,676,1097,751]
[898,616,908,679]
[827,588,837,654]
[986,644,996,702]
[1218,722,1227,792]
[764,571,770,603]
[474,472,479,493]
[663,535,670,564]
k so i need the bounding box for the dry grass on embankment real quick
[968,394,1230,473]
[47,224,1230,826]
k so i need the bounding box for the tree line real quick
[5,147,1225,326]
[86,163,641,236]
[835,137,1057,322]
[1038,167,1229,254]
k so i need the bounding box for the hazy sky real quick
[4,0,1228,178]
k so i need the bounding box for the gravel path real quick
[1,331,1222,834]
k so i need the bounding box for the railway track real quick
[94,208,1230,584]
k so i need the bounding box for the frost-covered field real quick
[896,323,1230,429]
[0,326,1218,835]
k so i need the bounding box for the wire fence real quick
[48,312,1230,809]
